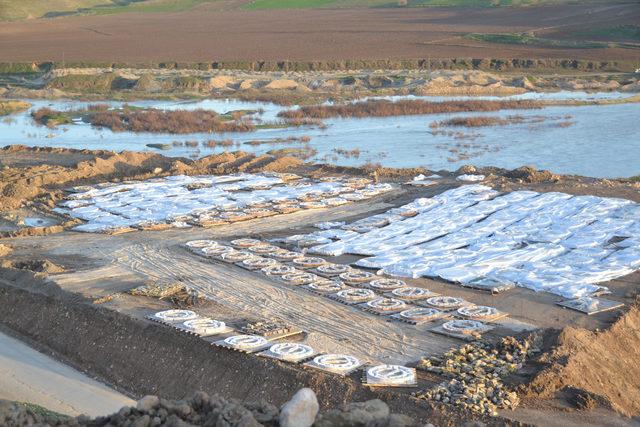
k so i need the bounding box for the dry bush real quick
[555,121,575,128]
[279,99,542,120]
[333,148,361,158]
[284,117,325,127]
[31,107,56,125]
[89,109,256,134]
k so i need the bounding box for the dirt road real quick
[0,331,134,417]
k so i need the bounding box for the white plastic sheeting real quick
[57,174,393,233]
[307,185,640,298]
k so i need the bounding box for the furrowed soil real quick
[1,4,639,62]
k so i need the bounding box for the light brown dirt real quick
[0,244,11,257]
[0,146,303,210]
[524,301,640,417]
[0,4,639,62]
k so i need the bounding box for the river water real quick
[1,92,638,178]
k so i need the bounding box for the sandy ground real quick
[1,4,639,62]
[4,182,635,367]
[0,330,134,417]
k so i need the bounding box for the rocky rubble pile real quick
[1,389,421,427]
[414,337,536,416]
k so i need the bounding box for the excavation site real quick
[1,1,639,425]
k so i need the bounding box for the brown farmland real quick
[1,3,639,63]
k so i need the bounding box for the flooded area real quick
[1,92,639,178]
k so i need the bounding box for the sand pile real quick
[524,300,640,417]
[1,259,65,274]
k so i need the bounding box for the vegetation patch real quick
[0,100,31,116]
[31,105,257,134]
[267,146,317,160]
[244,136,311,146]
[430,114,574,129]
[0,0,217,21]
[570,25,640,42]
[278,99,542,119]
[467,33,609,49]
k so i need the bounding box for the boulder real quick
[137,395,160,412]
[279,388,319,427]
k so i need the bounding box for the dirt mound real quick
[264,79,300,90]
[0,244,11,257]
[524,301,640,417]
[0,146,306,212]
[414,73,525,96]
[0,148,177,209]
[209,75,235,89]
[504,166,559,183]
[2,259,65,274]
[258,156,303,172]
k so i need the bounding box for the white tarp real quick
[306,185,639,298]
[60,174,393,233]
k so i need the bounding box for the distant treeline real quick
[0,58,638,74]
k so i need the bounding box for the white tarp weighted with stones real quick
[305,185,640,299]
[57,173,393,233]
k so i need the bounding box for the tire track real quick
[118,242,457,364]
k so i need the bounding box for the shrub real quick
[278,99,542,120]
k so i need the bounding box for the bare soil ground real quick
[1,146,639,425]
[1,4,639,62]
